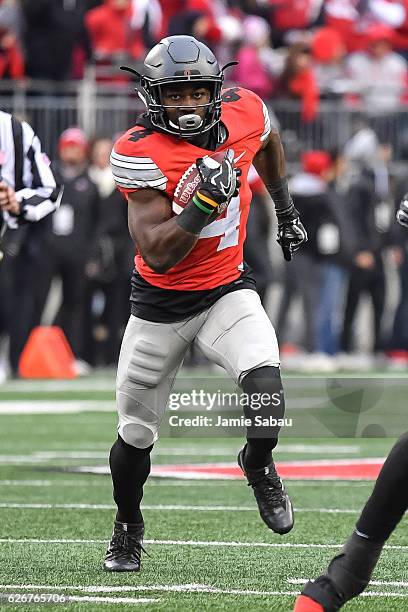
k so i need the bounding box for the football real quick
[172,150,230,212]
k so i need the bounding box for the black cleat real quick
[103,521,145,572]
[298,531,384,611]
[238,448,294,534]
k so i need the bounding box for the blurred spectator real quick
[311,27,350,97]
[325,0,406,52]
[83,136,133,365]
[233,16,282,100]
[369,0,406,28]
[168,0,244,52]
[168,10,216,42]
[341,124,389,353]
[183,0,223,43]
[393,1,408,53]
[304,151,355,355]
[0,0,23,45]
[30,128,100,364]
[243,166,274,306]
[0,24,24,80]
[347,25,407,112]
[129,0,162,51]
[85,0,162,78]
[278,150,354,355]
[271,0,325,47]
[158,0,183,39]
[168,1,243,66]
[21,0,91,81]
[279,43,320,122]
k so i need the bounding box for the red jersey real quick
[111,87,271,291]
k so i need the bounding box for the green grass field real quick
[0,371,407,611]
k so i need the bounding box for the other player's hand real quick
[0,181,20,215]
[196,149,241,214]
[397,193,408,228]
[277,212,308,261]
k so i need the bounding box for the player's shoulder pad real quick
[221,87,272,142]
[110,128,167,192]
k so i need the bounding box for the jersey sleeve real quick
[110,133,168,195]
[260,99,271,142]
[228,87,276,147]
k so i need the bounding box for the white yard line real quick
[0,538,406,550]
[0,378,115,392]
[0,452,108,463]
[152,446,361,456]
[6,445,355,458]
[67,596,158,604]
[289,579,408,588]
[0,583,298,596]
[0,480,111,487]
[0,402,115,414]
[62,595,160,604]
[0,594,159,604]
[0,479,242,487]
[0,502,360,513]
[0,478,375,487]
[275,444,361,454]
[1,583,408,599]
[283,481,373,486]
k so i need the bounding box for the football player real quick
[294,197,408,610]
[104,35,308,572]
[294,433,408,611]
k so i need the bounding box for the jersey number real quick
[128,128,154,142]
[221,88,241,103]
[199,196,240,251]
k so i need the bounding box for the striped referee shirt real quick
[0,110,59,229]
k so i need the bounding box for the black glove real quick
[196,149,241,215]
[397,194,408,228]
[277,208,308,261]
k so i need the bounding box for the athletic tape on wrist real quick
[192,194,214,215]
[196,191,218,209]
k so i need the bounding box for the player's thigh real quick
[196,289,280,383]
[116,314,194,447]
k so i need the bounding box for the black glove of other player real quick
[196,149,241,215]
[277,207,308,262]
[397,194,408,228]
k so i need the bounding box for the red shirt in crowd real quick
[85,0,145,62]
[0,29,24,80]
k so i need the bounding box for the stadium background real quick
[1,1,408,610]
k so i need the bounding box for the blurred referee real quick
[0,110,59,236]
[0,110,60,379]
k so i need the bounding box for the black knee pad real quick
[241,366,285,439]
[116,434,154,456]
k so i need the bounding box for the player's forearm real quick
[254,131,294,220]
[254,130,286,184]
[130,191,216,273]
[131,215,200,274]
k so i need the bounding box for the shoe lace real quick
[109,531,148,561]
[249,470,286,506]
